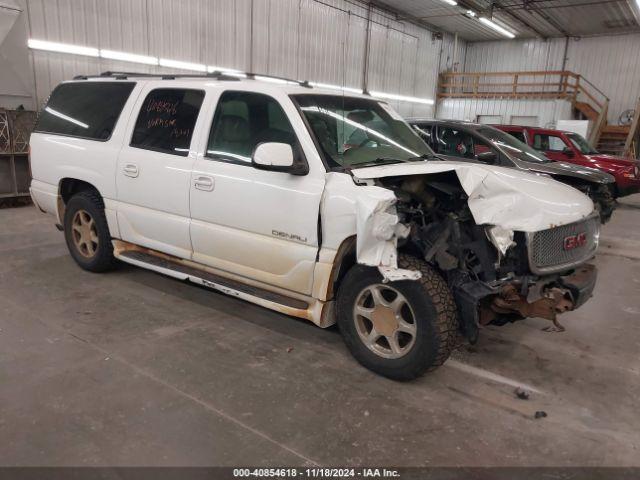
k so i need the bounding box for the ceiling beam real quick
[365,0,443,34]
[491,0,548,38]
[521,0,571,36]
[456,0,529,38]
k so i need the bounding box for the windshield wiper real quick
[350,157,408,168]
[408,153,441,161]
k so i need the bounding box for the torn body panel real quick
[319,172,419,283]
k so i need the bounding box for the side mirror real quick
[251,142,307,175]
[476,150,497,164]
[562,147,575,157]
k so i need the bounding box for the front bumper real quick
[454,263,597,340]
[557,263,597,309]
[616,183,640,197]
[614,173,640,197]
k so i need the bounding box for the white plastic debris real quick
[487,225,516,256]
[378,266,422,282]
[355,188,406,268]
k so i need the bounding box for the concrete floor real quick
[1,198,640,467]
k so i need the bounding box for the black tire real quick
[336,255,459,381]
[63,190,117,273]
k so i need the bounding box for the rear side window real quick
[206,91,297,165]
[131,88,205,157]
[35,82,135,140]
[533,133,566,152]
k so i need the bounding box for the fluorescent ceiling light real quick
[159,58,206,72]
[370,90,434,105]
[28,39,99,57]
[309,82,363,94]
[28,38,438,107]
[440,0,457,5]
[479,17,516,38]
[100,49,158,65]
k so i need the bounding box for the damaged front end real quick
[458,264,597,340]
[353,166,600,342]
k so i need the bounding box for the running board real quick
[113,244,317,320]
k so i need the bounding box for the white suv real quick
[30,72,600,380]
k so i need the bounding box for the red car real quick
[495,125,640,197]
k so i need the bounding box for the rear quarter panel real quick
[29,81,144,217]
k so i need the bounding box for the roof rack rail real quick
[243,72,312,88]
[73,71,242,81]
[73,70,313,88]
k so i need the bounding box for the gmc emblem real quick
[564,232,587,250]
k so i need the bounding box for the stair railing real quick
[438,70,610,146]
[623,97,640,158]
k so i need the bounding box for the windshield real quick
[477,126,551,163]
[567,132,598,154]
[292,94,434,168]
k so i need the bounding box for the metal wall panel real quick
[0,1,35,109]
[436,98,572,127]
[464,38,566,73]
[564,34,640,124]
[23,0,446,117]
[461,34,640,124]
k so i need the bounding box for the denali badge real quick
[563,232,587,250]
[272,230,308,243]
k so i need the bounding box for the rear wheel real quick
[336,255,459,380]
[63,191,116,272]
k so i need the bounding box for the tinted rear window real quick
[36,82,135,140]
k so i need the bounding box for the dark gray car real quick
[407,119,617,222]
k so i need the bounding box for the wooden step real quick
[574,101,600,121]
[601,125,630,134]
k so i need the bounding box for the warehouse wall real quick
[13,0,458,119]
[463,33,640,124]
[0,0,34,109]
[437,98,572,127]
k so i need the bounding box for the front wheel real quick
[336,255,459,381]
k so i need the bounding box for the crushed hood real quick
[352,161,594,232]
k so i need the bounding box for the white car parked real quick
[30,72,600,380]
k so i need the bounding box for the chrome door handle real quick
[123,163,139,178]
[194,175,214,191]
